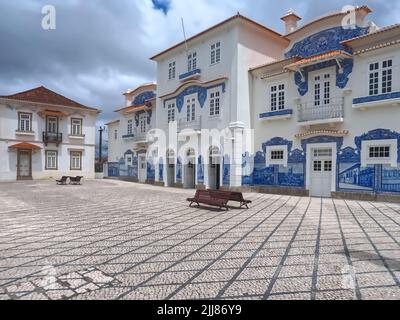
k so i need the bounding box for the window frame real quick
[168,61,176,80]
[187,51,197,72]
[361,139,398,167]
[70,151,82,171]
[209,89,221,117]
[18,112,33,132]
[167,102,176,123]
[367,57,394,96]
[71,118,83,136]
[127,119,133,135]
[265,145,288,167]
[210,41,221,65]
[269,82,286,112]
[45,150,58,170]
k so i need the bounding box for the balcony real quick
[42,132,62,146]
[298,97,344,125]
[178,116,202,134]
[179,69,201,82]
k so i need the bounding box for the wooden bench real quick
[187,190,229,210]
[56,176,69,185]
[208,190,252,209]
[69,176,83,185]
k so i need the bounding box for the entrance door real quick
[208,147,221,190]
[138,154,147,183]
[310,148,333,197]
[184,160,196,189]
[47,116,58,133]
[18,150,32,179]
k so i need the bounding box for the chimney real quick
[281,9,302,34]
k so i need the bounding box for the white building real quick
[250,6,400,200]
[106,6,400,201]
[105,84,157,184]
[0,86,99,181]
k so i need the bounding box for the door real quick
[18,150,32,179]
[138,154,147,183]
[47,116,58,133]
[310,148,333,197]
[184,160,196,189]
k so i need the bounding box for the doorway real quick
[166,150,175,187]
[138,154,147,183]
[208,146,221,190]
[184,149,196,189]
[17,150,32,180]
[310,148,333,197]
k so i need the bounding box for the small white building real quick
[105,84,157,183]
[0,86,99,181]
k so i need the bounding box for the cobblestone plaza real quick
[0,180,399,300]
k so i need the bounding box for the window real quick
[186,98,195,122]
[18,113,32,132]
[126,156,132,165]
[369,146,390,159]
[139,114,147,133]
[314,74,330,106]
[168,61,176,80]
[270,84,285,111]
[188,52,197,72]
[70,151,82,170]
[211,42,221,64]
[266,146,287,167]
[127,119,133,135]
[271,150,284,160]
[324,161,333,172]
[167,103,176,123]
[47,117,58,133]
[313,148,332,157]
[210,91,220,116]
[114,130,118,140]
[313,160,322,172]
[369,59,393,96]
[45,151,58,170]
[71,118,82,136]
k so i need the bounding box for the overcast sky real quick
[0,0,399,125]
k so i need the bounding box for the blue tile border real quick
[353,92,400,105]
[259,109,293,119]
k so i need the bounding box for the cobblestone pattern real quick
[0,180,399,300]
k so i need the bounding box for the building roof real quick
[342,24,400,45]
[105,120,120,126]
[286,5,372,37]
[249,56,301,72]
[150,13,288,61]
[0,86,99,112]
[115,104,150,114]
[123,83,157,96]
[285,50,352,70]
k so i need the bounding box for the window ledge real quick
[15,131,35,136]
[353,92,400,109]
[259,109,293,121]
[179,69,201,81]
[68,135,85,140]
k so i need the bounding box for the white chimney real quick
[281,9,302,34]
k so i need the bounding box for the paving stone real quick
[0,180,398,300]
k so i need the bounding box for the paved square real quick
[0,180,399,300]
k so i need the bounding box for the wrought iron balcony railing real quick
[43,132,63,145]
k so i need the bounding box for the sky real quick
[0,0,399,126]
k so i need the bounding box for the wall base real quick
[105,177,139,183]
[173,182,184,188]
[154,181,165,187]
[332,191,400,203]
[221,185,309,197]
[196,184,206,190]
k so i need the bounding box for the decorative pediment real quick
[132,91,156,107]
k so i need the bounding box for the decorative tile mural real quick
[197,155,204,184]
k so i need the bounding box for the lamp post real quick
[98,126,105,164]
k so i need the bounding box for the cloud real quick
[152,0,171,15]
[0,0,397,125]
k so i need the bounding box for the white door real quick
[18,150,31,178]
[310,148,333,197]
[138,154,147,183]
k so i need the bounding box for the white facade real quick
[106,84,157,183]
[107,7,400,199]
[0,86,98,182]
